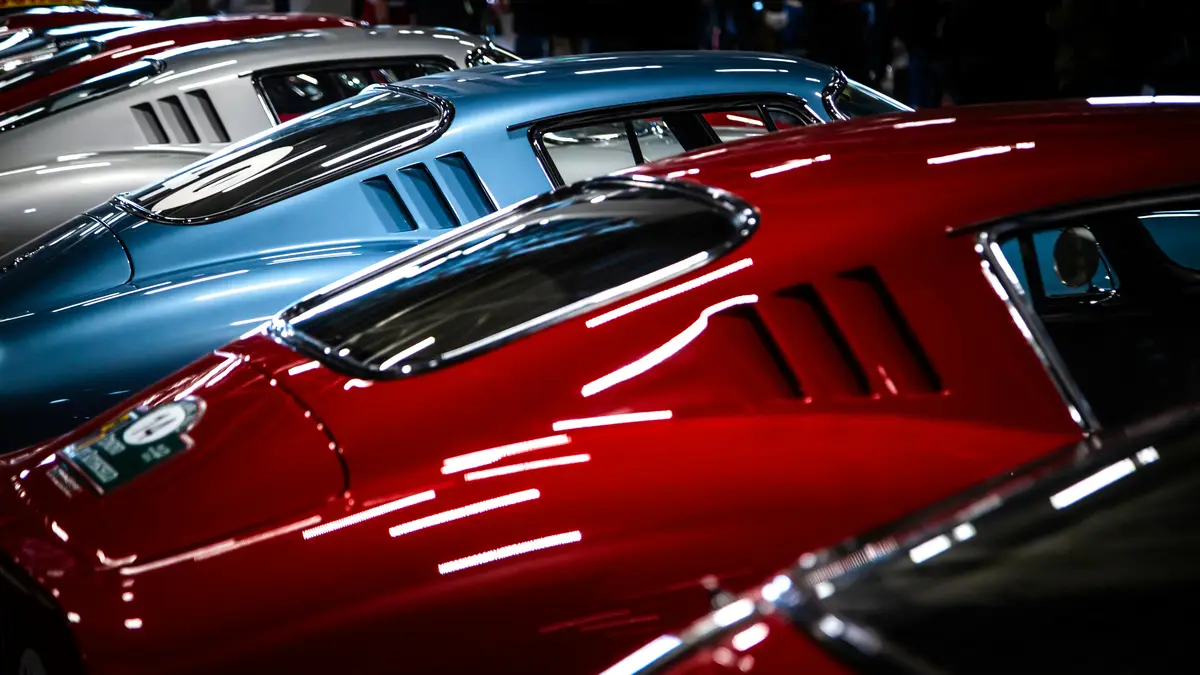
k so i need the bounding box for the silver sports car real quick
[0,25,514,252]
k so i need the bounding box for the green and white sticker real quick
[58,398,205,495]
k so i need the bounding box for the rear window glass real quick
[259,61,454,122]
[121,87,445,223]
[541,100,815,186]
[0,57,155,132]
[276,180,756,377]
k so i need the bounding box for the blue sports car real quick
[0,51,909,451]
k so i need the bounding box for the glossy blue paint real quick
[0,51,870,452]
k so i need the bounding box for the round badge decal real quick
[57,398,206,495]
[122,403,191,446]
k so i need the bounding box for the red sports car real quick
[2,99,1198,674]
[2,5,149,31]
[0,13,361,113]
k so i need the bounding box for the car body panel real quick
[3,100,1195,673]
[0,51,864,451]
[0,26,487,249]
[0,359,1073,673]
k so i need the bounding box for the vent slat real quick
[434,152,496,223]
[772,285,872,396]
[834,267,942,394]
[157,96,199,144]
[394,163,459,230]
[185,89,230,143]
[732,305,804,398]
[130,103,168,144]
[361,176,417,232]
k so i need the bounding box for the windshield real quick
[0,56,154,131]
[789,410,1200,675]
[121,87,447,223]
[826,78,911,119]
[274,179,756,378]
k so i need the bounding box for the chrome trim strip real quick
[821,69,851,121]
[975,229,1098,432]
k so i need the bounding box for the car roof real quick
[403,51,838,129]
[142,24,484,72]
[636,99,1200,240]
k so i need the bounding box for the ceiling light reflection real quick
[731,622,769,651]
[390,489,540,537]
[302,490,434,539]
[437,530,582,574]
[927,142,1034,165]
[582,295,758,397]
[586,257,753,327]
[552,411,672,431]
[464,454,591,481]
[442,434,571,474]
[750,155,830,178]
[599,635,684,675]
[1050,458,1136,509]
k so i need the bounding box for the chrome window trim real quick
[269,174,762,381]
[821,69,851,121]
[975,229,1098,432]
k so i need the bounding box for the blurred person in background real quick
[894,0,947,107]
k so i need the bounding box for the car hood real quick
[0,212,131,316]
[0,350,345,568]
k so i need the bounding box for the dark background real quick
[149,1,1200,109]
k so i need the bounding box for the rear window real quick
[0,57,155,131]
[258,60,454,122]
[539,98,817,186]
[274,179,757,378]
[120,87,447,223]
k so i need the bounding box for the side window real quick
[259,61,452,122]
[703,108,770,142]
[1140,209,1200,269]
[543,122,637,185]
[995,202,1200,426]
[539,100,813,186]
[766,106,806,130]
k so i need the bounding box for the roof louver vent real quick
[157,95,200,144]
[185,89,230,143]
[130,103,168,145]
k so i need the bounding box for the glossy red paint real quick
[0,13,362,114]
[3,101,1198,674]
[3,6,150,32]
